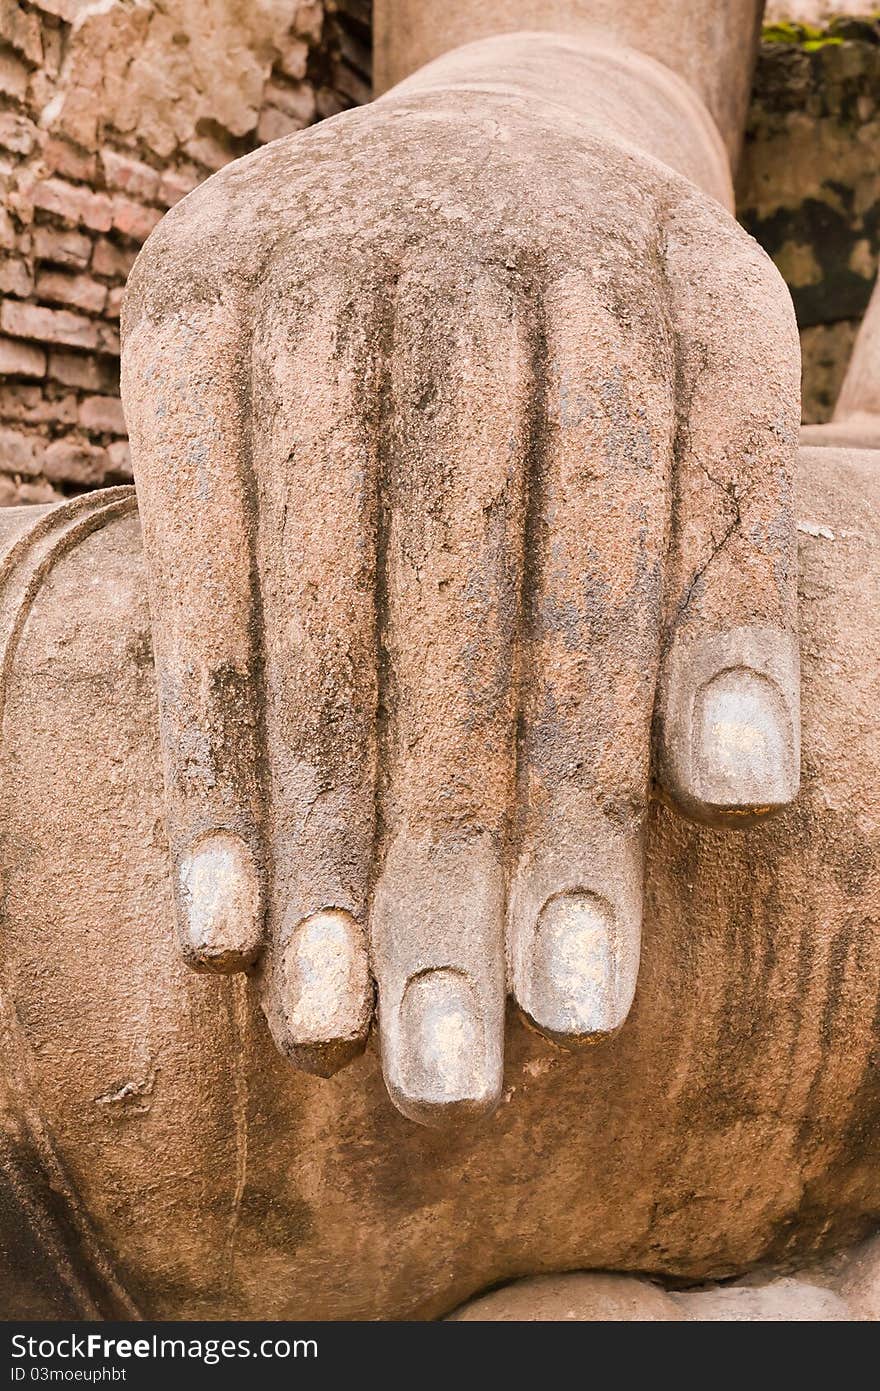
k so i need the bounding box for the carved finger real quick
[371,259,529,1125]
[122,299,265,972]
[508,264,675,1042]
[656,190,802,825]
[252,271,377,1077]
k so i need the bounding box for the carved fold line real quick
[511,283,550,852]
[369,274,397,892]
[0,486,137,723]
[0,485,141,1319]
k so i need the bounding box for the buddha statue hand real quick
[122,32,801,1125]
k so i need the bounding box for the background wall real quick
[740,9,880,420]
[0,1,874,502]
[0,0,368,504]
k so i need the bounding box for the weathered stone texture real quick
[0,0,369,502]
[0,441,876,1317]
[0,2,876,495]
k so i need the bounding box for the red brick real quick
[263,79,316,122]
[315,87,346,121]
[91,237,138,279]
[107,439,132,477]
[19,478,62,502]
[48,350,117,393]
[293,1,323,43]
[32,178,113,233]
[158,166,201,208]
[277,40,309,81]
[0,208,15,251]
[0,473,20,505]
[96,322,120,357]
[0,428,44,476]
[33,224,92,270]
[101,149,160,203]
[184,133,234,173]
[30,0,79,18]
[0,111,37,157]
[0,49,28,101]
[36,270,107,315]
[0,384,77,426]
[79,394,126,435]
[43,438,109,485]
[112,198,163,242]
[0,336,46,379]
[1,299,99,350]
[333,61,370,108]
[0,473,62,505]
[0,256,33,298]
[28,67,55,113]
[43,138,98,184]
[257,107,303,145]
[42,23,61,80]
[0,1,42,66]
[105,284,125,319]
[0,384,39,414]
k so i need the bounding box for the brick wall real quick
[0,0,369,504]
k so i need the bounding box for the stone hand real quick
[122,34,801,1125]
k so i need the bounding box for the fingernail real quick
[177,831,263,972]
[693,668,797,813]
[389,968,501,1126]
[279,909,372,1076]
[522,891,634,1041]
[659,626,800,825]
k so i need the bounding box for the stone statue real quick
[122,0,803,1126]
[0,0,876,1320]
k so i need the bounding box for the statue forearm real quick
[378,31,733,208]
[374,0,765,168]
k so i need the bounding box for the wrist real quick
[375,0,761,166]
[379,32,733,209]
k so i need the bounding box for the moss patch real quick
[763,17,880,51]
